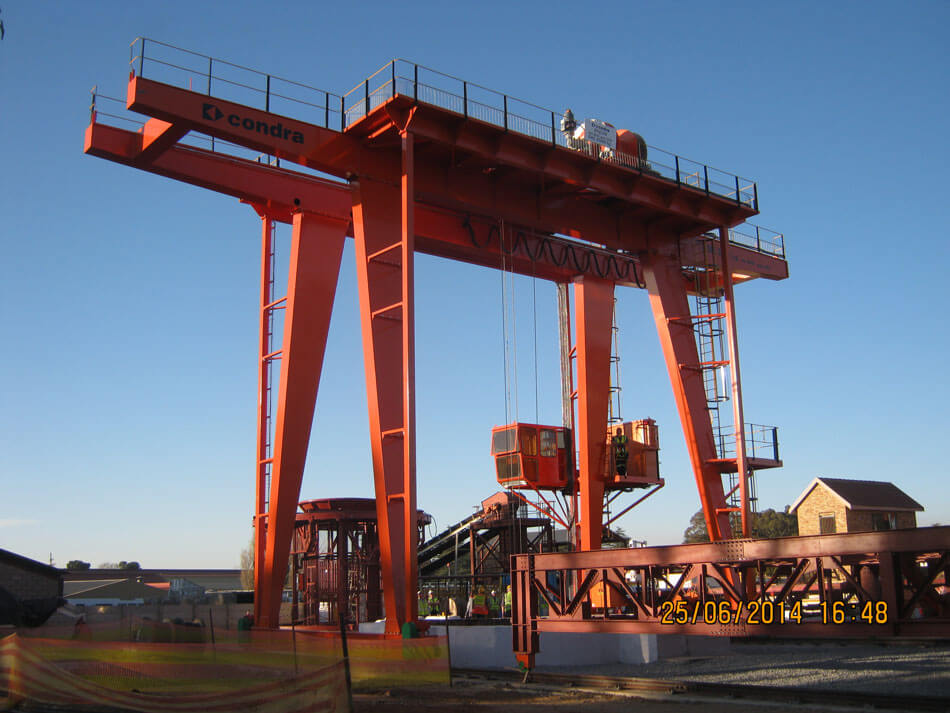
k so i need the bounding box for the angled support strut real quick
[256,211,347,627]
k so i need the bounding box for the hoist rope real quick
[532,261,539,424]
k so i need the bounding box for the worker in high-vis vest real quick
[426,590,440,616]
[471,585,489,618]
[417,590,428,618]
[503,585,512,617]
[612,426,628,476]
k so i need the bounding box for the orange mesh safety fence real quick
[1,617,449,711]
[0,632,348,713]
[0,634,348,713]
[298,631,450,689]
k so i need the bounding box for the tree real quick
[240,537,255,589]
[753,508,798,538]
[65,560,91,570]
[99,561,141,570]
[683,507,798,543]
[240,537,297,590]
[682,510,711,543]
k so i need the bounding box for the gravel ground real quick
[354,680,847,713]
[535,639,950,698]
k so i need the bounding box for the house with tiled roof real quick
[790,477,924,536]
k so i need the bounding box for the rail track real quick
[454,667,950,712]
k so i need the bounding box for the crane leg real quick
[257,211,348,627]
[351,132,418,635]
[574,278,614,551]
[641,253,730,540]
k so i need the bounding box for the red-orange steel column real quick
[253,216,275,621]
[642,254,732,540]
[257,211,348,628]
[574,277,615,552]
[718,227,751,537]
[351,131,417,635]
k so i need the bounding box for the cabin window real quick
[495,454,521,481]
[519,427,538,457]
[522,457,538,482]
[492,428,517,455]
[540,429,557,457]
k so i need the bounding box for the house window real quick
[819,514,836,534]
[872,512,897,531]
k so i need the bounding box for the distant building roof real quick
[63,579,128,597]
[0,549,60,578]
[60,569,244,591]
[63,578,169,602]
[790,477,924,514]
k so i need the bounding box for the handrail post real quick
[756,226,761,253]
[550,111,556,145]
[391,61,396,98]
[364,79,369,117]
[413,64,418,101]
[325,92,330,128]
[340,95,345,131]
[735,176,741,205]
[675,156,680,184]
[703,165,709,195]
[207,57,213,96]
[772,427,779,462]
[265,75,271,112]
[463,82,468,118]
[503,95,508,130]
[139,39,145,78]
[753,182,758,211]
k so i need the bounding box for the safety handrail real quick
[126,38,767,218]
[715,422,780,463]
[129,37,345,130]
[702,225,786,260]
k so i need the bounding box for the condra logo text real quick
[202,103,305,144]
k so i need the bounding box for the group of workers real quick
[417,584,512,619]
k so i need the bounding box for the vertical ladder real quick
[608,297,623,427]
[254,216,285,620]
[258,219,286,515]
[690,236,756,515]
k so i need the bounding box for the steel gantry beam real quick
[84,45,789,633]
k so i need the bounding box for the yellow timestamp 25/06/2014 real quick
[657,599,889,626]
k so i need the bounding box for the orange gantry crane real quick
[85,39,788,634]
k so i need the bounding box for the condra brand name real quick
[202,103,305,144]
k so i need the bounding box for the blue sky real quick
[1,1,948,568]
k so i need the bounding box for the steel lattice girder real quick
[511,526,950,664]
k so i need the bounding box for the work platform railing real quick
[89,83,785,265]
[714,422,781,464]
[511,526,950,666]
[127,37,759,210]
